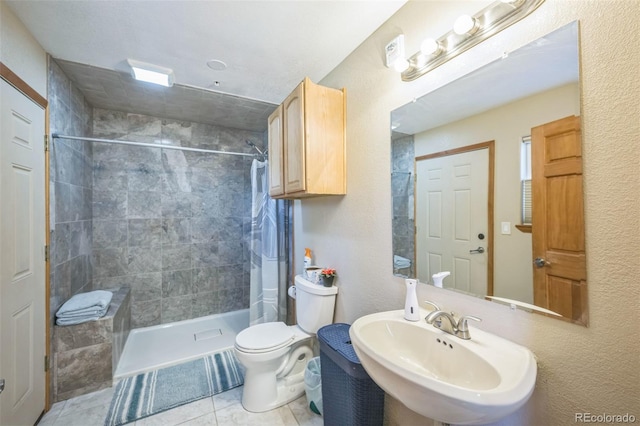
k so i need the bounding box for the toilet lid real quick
[235,322,295,352]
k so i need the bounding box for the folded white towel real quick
[56,310,109,326]
[394,255,411,269]
[56,290,113,318]
[56,306,110,319]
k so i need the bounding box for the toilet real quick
[234,275,338,413]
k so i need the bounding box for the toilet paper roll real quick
[287,286,296,299]
[304,266,322,284]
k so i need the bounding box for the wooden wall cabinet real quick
[268,77,346,198]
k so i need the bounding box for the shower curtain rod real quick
[52,134,258,158]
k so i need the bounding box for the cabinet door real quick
[267,105,284,196]
[283,81,305,194]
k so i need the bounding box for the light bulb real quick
[394,58,410,73]
[453,14,479,35]
[420,38,442,56]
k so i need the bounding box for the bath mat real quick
[104,349,243,426]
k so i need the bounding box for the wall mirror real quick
[391,21,588,325]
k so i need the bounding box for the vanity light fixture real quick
[420,38,443,57]
[394,58,411,73]
[453,14,479,36]
[127,59,175,87]
[399,0,545,82]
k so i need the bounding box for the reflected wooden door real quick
[532,115,587,324]
[0,79,46,424]
[415,142,493,296]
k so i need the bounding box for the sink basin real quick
[349,310,537,425]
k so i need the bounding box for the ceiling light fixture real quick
[397,0,545,82]
[127,59,175,87]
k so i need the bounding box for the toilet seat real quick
[235,322,295,353]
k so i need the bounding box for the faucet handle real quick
[456,315,481,340]
[457,315,482,331]
[423,300,441,311]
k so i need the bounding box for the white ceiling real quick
[7,0,406,105]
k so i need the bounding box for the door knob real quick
[469,247,485,254]
[533,257,551,268]
[0,378,4,394]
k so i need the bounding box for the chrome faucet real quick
[425,310,482,340]
[423,300,440,312]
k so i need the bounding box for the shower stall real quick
[52,117,290,386]
[48,59,289,401]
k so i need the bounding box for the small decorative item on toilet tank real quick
[319,268,336,287]
[304,266,322,283]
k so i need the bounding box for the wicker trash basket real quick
[317,323,384,426]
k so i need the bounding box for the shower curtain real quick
[249,159,290,325]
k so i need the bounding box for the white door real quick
[416,148,489,295]
[0,79,46,426]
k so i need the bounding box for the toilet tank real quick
[294,275,338,334]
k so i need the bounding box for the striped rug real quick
[104,349,243,426]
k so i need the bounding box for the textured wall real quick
[0,2,47,96]
[296,1,640,425]
[90,109,262,327]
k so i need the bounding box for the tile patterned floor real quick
[37,386,324,426]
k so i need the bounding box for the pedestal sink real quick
[349,309,537,425]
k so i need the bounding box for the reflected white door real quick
[0,79,46,425]
[416,148,488,295]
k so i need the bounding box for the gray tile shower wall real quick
[49,58,95,311]
[91,108,261,328]
[391,134,415,277]
[48,57,95,402]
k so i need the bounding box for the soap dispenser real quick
[404,278,420,321]
[432,271,451,288]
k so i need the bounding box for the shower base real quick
[114,309,249,381]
